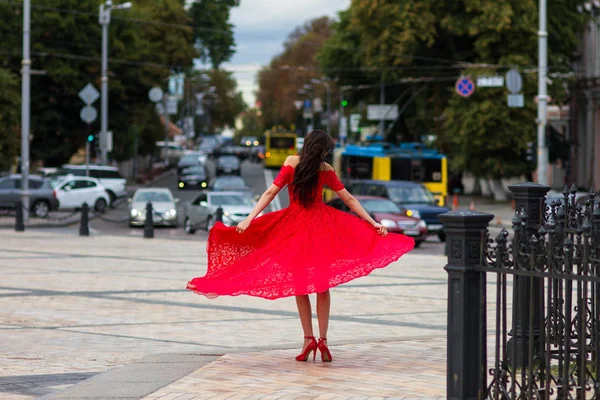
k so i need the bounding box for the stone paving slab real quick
[0,230,453,399]
[142,340,446,400]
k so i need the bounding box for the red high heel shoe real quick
[317,337,332,362]
[295,335,317,361]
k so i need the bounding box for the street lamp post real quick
[99,0,132,166]
[537,0,549,186]
[20,0,31,221]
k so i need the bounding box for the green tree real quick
[0,0,197,166]
[236,109,264,143]
[188,0,238,68]
[0,68,20,171]
[319,0,587,181]
[204,68,246,131]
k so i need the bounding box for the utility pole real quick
[163,94,170,164]
[99,0,132,165]
[537,0,549,185]
[379,75,385,137]
[20,0,31,221]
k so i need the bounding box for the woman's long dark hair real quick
[290,130,334,208]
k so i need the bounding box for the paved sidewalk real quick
[0,230,450,399]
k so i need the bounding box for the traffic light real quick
[526,141,536,164]
[342,100,348,107]
[87,134,94,143]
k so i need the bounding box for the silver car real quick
[184,191,257,234]
[129,188,179,227]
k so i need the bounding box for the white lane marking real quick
[264,169,282,212]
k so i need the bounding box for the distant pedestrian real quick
[187,130,414,362]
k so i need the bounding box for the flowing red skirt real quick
[186,203,415,300]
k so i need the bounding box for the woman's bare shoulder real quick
[283,155,300,167]
[320,162,334,171]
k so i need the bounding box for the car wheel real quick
[106,190,116,206]
[414,240,423,248]
[184,217,196,234]
[206,215,215,231]
[94,198,107,213]
[438,232,446,242]
[32,200,50,218]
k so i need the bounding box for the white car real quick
[129,188,179,227]
[52,165,127,203]
[50,177,111,212]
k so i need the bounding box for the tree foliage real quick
[319,0,587,179]
[0,68,20,171]
[0,0,197,166]
[204,68,246,131]
[188,0,238,69]
[256,17,335,131]
[236,109,264,142]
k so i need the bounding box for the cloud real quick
[226,0,350,106]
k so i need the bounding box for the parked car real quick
[129,188,178,227]
[240,136,259,147]
[177,153,205,174]
[0,174,59,218]
[184,191,257,234]
[326,195,428,247]
[178,165,209,190]
[49,176,111,212]
[50,165,127,204]
[216,155,241,176]
[347,180,449,241]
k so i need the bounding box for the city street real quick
[87,161,448,256]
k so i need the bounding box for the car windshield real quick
[219,157,238,165]
[388,186,436,204]
[210,195,254,206]
[361,199,402,214]
[213,177,246,190]
[181,167,206,176]
[49,178,66,189]
[133,191,172,203]
[180,155,201,164]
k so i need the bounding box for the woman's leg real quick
[316,290,330,339]
[295,295,314,350]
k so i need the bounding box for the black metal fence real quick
[440,182,600,400]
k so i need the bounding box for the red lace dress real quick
[186,165,415,300]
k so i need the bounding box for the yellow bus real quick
[324,143,448,206]
[263,130,297,168]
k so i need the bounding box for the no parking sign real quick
[455,76,475,98]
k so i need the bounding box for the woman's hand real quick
[236,218,251,234]
[372,223,388,237]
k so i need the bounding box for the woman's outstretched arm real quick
[334,188,388,236]
[236,184,281,233]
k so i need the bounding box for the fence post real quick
[15,201,24,232]
[215,207,223,223]
[439,210,493,400]
[79,203,89,236]
[144,202,154,239]
[506,182,550,368]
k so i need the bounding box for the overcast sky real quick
[220,0,351,106]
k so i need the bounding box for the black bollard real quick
[215,207,223,223]
[79,202,90,236]
[15,201,24,232]
[144,202,154,238]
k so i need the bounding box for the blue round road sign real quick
[455,77,475,98]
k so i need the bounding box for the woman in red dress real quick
[187,130,414,362]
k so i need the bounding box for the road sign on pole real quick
[79,83,100,105]
[367,105,398,120]
[80,106,98,124]
[506,69,524,108]
[148,87,163,103]
[339,116,348,139]
[476,76,504,87]
[455,77,475,97]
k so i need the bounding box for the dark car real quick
[347,180,450,241]
[178,165,209,190]
[177,153,204,174]
[327,195,428,247]
[0,174,59,218]
[216,155,241,176]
